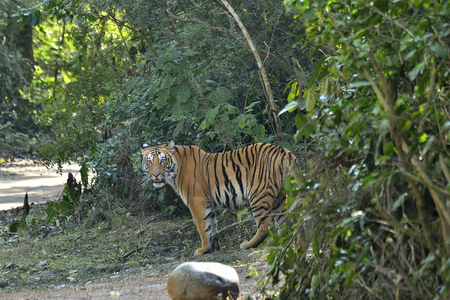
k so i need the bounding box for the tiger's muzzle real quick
[151,173,166,188]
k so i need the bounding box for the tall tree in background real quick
[0,0,42,155]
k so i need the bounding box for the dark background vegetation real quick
[1,0,450,298]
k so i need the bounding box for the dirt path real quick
[0,160,82,211]
[1,264,268,300]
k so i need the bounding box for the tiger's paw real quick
[194,248,209,255]
[240,241,250,249]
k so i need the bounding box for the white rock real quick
[167,262,240,300]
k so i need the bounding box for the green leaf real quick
[306,89,316,112]
[245,101,260,111]
[86,14,97,22]
[80,162,88,188]
[379,119,389,134]
[278,101,298,116]
[383,141,394,156]
[418,19,431,31]
[430,44,448,60]
[398,119,412,132]
[313,230,320,256]
[295,113,314,137]
[142,85,156,100]
[344,271,356,289]
[340,262,356,273]
[303,7,317,21]
[238,115,246,128]
[408,62,425,81]
[60,198,75,216]
[404,49,417,61]
[375,52,386,63]
[284,174,292,191]
[210,87,231,105]
[162,75,173,89]
[421,135,435,157]
[349,81,372,88]
[26,214,36,226]
[177,89,190,104]
[46,203,57,221]
[292,58,308,86]
[418,132,428,143]
[155,56,167,69]
[392,193,406,210]
[266,251,276,265]
[308,56,327,89]
[200,107,219,130]
[252,124,265,142]
[8,220,26,233]
[420,253,435,265]
[29,12,37,27]
[156,90,169,107]
[173,119,185,137]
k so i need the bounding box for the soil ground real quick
[0,160,279,299]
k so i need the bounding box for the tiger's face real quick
[140,141,176,188]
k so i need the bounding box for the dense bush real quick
[268,0,450,298]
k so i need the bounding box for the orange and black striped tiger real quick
[140,141,298,255]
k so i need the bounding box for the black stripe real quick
[235,167,244,201]
[221,158,230,187]
[237,149,243,165]
[224,192,230,208]
[204,210,214,220]
[257,216,269,227]
[214,191,221,206]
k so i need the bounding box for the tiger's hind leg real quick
[272,194,290,237]
[209,213,220,251]
[240,193,275,250]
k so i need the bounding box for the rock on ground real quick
[167,262,240,300]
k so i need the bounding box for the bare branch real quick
[219,0,283,137]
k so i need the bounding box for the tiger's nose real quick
[152,172,160,178]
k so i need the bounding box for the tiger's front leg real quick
[189,199,218,255]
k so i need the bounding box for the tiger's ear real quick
[167,140,175,153]
[140,142,150,153]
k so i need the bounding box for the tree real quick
[0,0,41,156]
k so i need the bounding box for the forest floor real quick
[0,160,279,299]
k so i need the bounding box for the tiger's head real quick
[140,140,176,188]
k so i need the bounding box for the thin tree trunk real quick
[219,0,283,138]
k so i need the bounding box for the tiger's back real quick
[141,141,297,255]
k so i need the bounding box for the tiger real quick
[140,140,298,255]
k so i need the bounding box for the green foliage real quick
[15,0,307,214]
[8,220,26,233]
[0,1,55,157]
[273,0,450,298]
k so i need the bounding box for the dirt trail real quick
[0,160,82,211]
[0,264,268,300]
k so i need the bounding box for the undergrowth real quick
[0,200,263,293]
